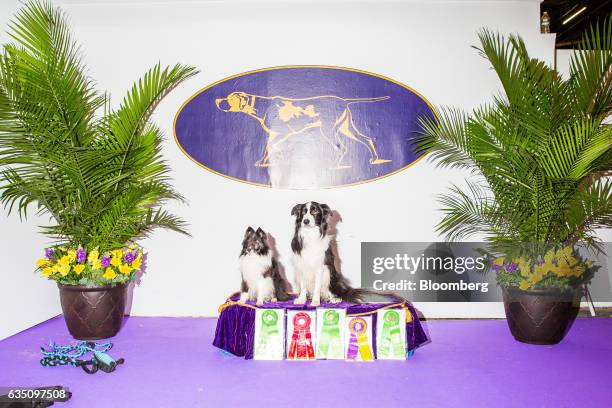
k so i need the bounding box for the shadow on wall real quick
[266,233,293,294]
[124,253,147,318]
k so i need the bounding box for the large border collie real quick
[291,202,363,306]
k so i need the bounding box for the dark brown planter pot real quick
[58,283,127,340]
[502,286,581,345]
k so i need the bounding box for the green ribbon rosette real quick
[317,309,342,359]
[256,310,280,357]
[378,310,405,359]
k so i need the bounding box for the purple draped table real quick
[213,293,428,359]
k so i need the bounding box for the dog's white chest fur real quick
[240,252,272,287]
[239,252,274,304]
[292,228,333,303]
[293,228,330,268]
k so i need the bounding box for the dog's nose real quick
[303,219,310,225]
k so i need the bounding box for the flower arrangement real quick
[491,246,595,291]
[36,245,143,286]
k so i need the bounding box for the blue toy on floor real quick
[40,341,124,374]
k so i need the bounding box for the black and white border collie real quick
[239,227,289,305]
[291,202,362,306]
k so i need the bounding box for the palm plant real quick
[416,17,612,260]
[0,0,197,253]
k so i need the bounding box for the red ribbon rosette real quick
[288,312,315,360]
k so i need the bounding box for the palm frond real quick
[0,0,197,252]
[567,16,612,118]
[420,17,612,250]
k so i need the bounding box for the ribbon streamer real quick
[288,312,315,360]
[317,310,342,359]
[378,310,405,358]
[256,310,280,357]
[347,317,374,361]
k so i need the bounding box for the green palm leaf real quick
[419,17,612,252]
[0,0,198,252]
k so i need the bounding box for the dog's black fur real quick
[241,227,289,301]
[291,202,366,303]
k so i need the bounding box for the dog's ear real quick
[291,204,302,217]
[244,226,255,238]
[256,227,266,239]
[320,204,331,218]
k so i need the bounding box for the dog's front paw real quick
[256,300,264,306]
[294,296,307,305]
[271,297,277,303]
[238,293,248,304]
[328,296,341,304]
[310,298,321,307]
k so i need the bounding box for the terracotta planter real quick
[502,286,581,345]
[58,283,127,340]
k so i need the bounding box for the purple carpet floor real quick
[1,316,611,408]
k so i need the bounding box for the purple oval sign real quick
[174,66,434,189]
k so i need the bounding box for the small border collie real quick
[239,227,289,305]
[291,202,363,305]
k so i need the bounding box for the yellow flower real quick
[73,264,85,275]
[88,249,99,263]
[59,256,71,266]
[492,257,504,266]
[585,260,593,269]
[56,263,70,277]
[556,246,573,260]
[42,267,54,277]
[103,267,116,280]
[110,249,123,267]
[91,258,102,270]
[528,272,543,285]
[67,250,77,262]
[571,265,585,277]
[131,257,142,270]
[534,261,551,276]
[119,264,131,275]
[543,249,555,265]
[515,257,531,277]
[36,258,48,268]
[519,280,532,290]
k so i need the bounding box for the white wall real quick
[3,0,598,339]
[0,0,63,341]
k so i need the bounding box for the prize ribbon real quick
[288,312,315,360]
[347,317,374,361]
[317,310,342,359]
[378,310,405,358]
[256,310,279,357]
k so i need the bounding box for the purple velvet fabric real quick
[213,293,428,359]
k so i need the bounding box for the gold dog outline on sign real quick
[215,92,392,168]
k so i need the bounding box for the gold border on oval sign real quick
[173,65,436,190]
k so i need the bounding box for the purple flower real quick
[124,251,136,264]
[100,255,111,268]
[491,264,502,272]
[506,262,518,273]
[76,248,87,263]
[45,248,54,259]
[536,258,544,266]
